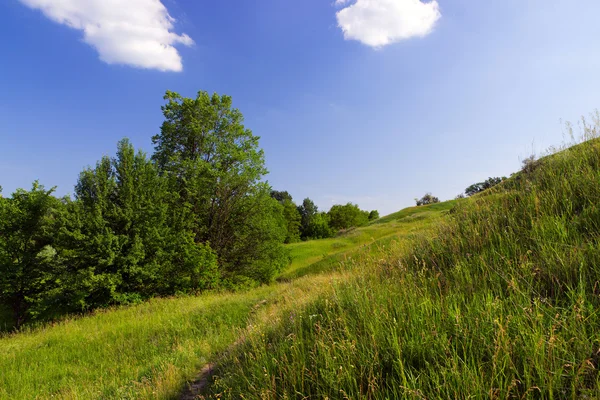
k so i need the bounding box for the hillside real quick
[2,135,600,399]
[0,195,449,399]
[201,136,600,398]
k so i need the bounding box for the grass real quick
[0,275,341,400]
[4,120,600,399]
[278,201,455,280]
[0,188,447,399]
[203,131,600,397]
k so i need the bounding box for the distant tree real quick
[368,210,380,221]
[465,177,506,197]
[270,190,293,203]
[415,193,440,206]
[455,193,465,199]
[304,212,334,239]
[270,190,301,243]
[521,155,538,174]
[328,203,370,230]
[297,198,319,239]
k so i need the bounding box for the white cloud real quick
[336,0,441,48]
[19,0,193,72]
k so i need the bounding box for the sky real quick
[1,0,600,216]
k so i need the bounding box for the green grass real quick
[278,201,455,280]
[0,275,340,400]
[4,125,600,399]
[0,192,452,399]
[203,135,600,398]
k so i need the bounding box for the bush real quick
[415,193,440,206]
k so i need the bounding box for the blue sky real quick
[1,0,600,215]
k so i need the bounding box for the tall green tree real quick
[151,90,286,283]
[0,183,65,327]
[74,139,217,307]
[297,198,318,239]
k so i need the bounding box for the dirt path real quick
[180,363,215,400]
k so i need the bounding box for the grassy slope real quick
[279,201,455,280]
[0,275,344,400]
[206,137,600,398]
[0,196,447,399]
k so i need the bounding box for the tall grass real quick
[0,186,449,399]
[0,275,339,400]
[205,126,600,398]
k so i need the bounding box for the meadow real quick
[0,193,448,399]
[2,123,600,399]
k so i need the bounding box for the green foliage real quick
[0,89,290,328]
[328,202,369,230]
[270,190,301,243]
[464,176,506,196]
[152,90,284,285]
[72,139,219,308]
[415,192,439,206]
[368,210,380,221]
[0,182,66,327]
[304,212,334,240]
[297,198,318,239]
[270,190,292,203]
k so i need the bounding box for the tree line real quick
[269,192,378,242]
[0,90,377,329]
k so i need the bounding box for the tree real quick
[328,203,370,231]
[74,139,218,307]
[465,177,506,197]
[0,182,66,327]
[368,210,380,221]
[270,190,301,243]
[297,198,319,240]
[304,212,334,239]
[270,190,293,203]
[415,193,440,206]
[151,90,286,283]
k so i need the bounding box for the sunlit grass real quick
[0,189,445,399]
[4,122,600,399]
[278,201,455,280]
[204,134,600,398]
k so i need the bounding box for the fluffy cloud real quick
[336,0,441,48]
[19,0,193,72]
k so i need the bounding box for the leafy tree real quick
[368,210,380,221]
[219,185,288,285]
[415,193,440,206]
[270,190,301,243]
[281,200,301,243]
[297,198,319,240]
[464,177,506,197]
[0,182,66,327]
[304,212,334,239]
[328,203,370,231]
[74,139,218,307]
[270,190,293,203]
[151,90,285,283]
